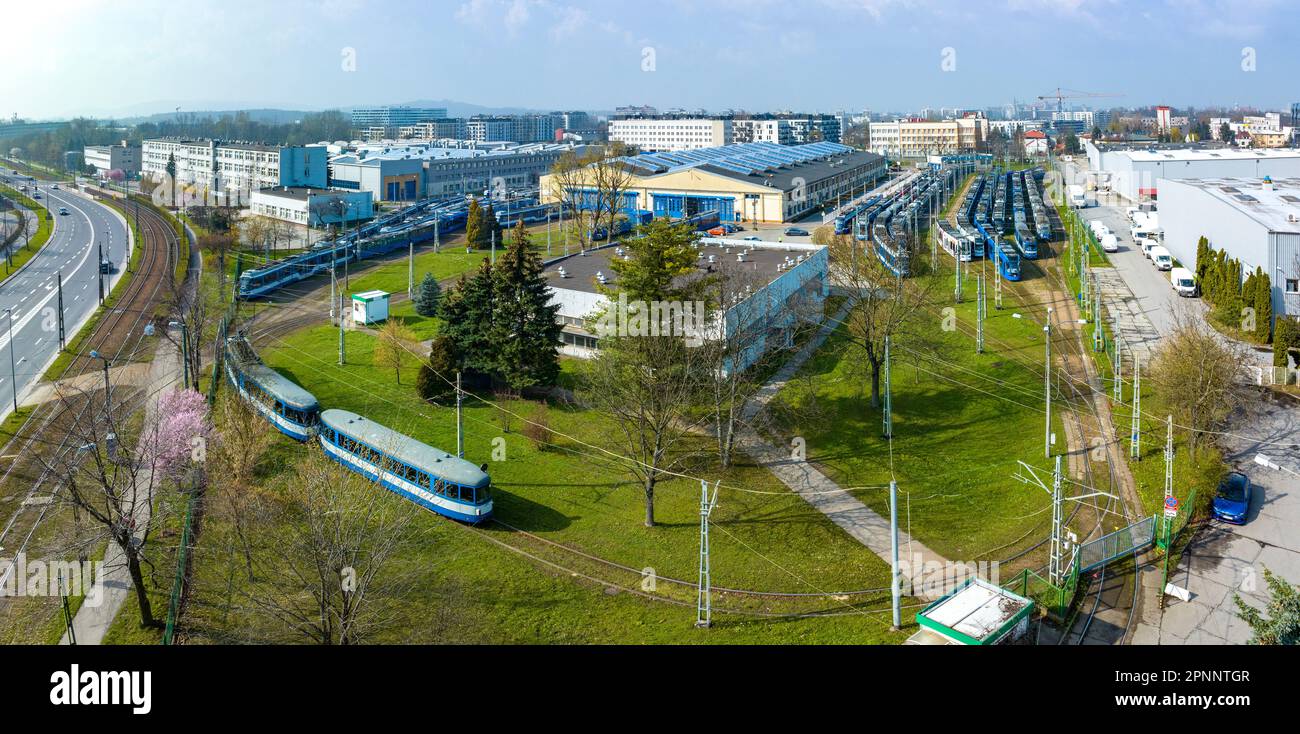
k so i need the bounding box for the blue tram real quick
[1013,222,1039,259]
[992,239,1022,281]
[224,335,321,441]
[318,409,493,524]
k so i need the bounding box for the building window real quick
[1287,279,1299,295]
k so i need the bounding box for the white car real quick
[1100,233,1119,252]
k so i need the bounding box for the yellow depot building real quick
[540,141,887,224]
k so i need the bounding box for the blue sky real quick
[4,0,1296,119]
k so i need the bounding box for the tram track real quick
[0,193,177,596]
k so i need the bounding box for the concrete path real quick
[738,297,954,599]
[1132,392,1300,645]
[60,336,182,645]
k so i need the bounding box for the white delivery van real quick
[1169,267,1197,297]
[1140,239,1159,259]
[1088,219,1107,238]
[1100,233,1119,252]
[1150,246,1173,271]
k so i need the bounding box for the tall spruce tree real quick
[491,223,562,391]
[414,272,441,317]
[465,198,484,251]
[481,202,503,249]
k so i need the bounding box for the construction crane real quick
[1037,88,1123,115]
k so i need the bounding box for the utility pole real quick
[1130,357,1142,459]
[408,239,414,298]
[1050,455,1063,585]
[1163,414,1174,542]
[338,290,345,366]
[976,271,985,354]
[490,228,496,264]
[56,271,65,350]
[1113,335,1123,403]
[882,335,893,438]
[434,217,440,253]
[954,252,962,303]
[1044,307,1053,458]
[696,479,720,629]
[97,241,104,305]
[546,210,552,257]
[994,253,1003,310]
[889,478,901,629]
[455,371,463,458]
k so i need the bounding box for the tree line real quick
[1195,236,1272,344]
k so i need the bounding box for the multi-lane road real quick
[0,173,130,420]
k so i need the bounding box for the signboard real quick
[1164,582,1190,602]
[1163,496,1179,518]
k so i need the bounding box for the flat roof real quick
[320,409,489,488]
[255,186,367,201]
[1115,147,1300,163]
[614,142,883,193]
[352,290,389,300]
[545,239,819,296]
[333,141,574,166]
[920,578,1031,642]
[1161,177,1300,233]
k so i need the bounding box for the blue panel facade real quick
[278,145,328,188]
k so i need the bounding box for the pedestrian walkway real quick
[60,337,182,644]
[738,298,954,599]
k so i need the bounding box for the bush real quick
[522,404,553,451]
[416,335,459,402]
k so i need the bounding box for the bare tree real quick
[35,384,204,629]
[548,149,599,252]
[582,332,709,527]
[828,233,940,408]
[235,453,423,645]
[1147,309,1250,457]
[374,318,418,384]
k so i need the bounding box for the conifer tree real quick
[491,223,561,391]
[414,272,441,317]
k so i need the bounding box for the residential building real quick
[867,115,987,159]
[350,106,448,130]
[608,117,733,151]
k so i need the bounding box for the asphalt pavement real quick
[0,173,130,421]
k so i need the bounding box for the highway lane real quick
[0,174,130,420]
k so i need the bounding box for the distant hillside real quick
[120,108,323,125]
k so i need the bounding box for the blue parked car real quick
[1212,472,1251,524]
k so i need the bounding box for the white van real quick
[1150,246,1173,271]
[1100,233,1119,252]
[1169,267,1197,297]
[1087,219,1106,237]
[1140,239,1159,259]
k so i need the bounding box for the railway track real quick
[0,193,177,596]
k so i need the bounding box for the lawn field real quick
[765,254,1071,566]
[167,320,916,644]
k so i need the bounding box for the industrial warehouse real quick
[1159,176,1300,322]
[1084,142,1300,201]
[540,141,887,223]
[544,237,828,371]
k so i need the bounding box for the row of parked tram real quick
[223,334,493,523]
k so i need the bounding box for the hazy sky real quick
[5,0,1296,119]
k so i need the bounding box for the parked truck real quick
[1068,184,1087,209]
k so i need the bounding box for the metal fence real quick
[1078,515,1156,573]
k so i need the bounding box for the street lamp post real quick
[4,308,14,412]
[89,350,110,424]
[169,321,190,390]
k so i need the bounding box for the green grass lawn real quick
[160,321,916,644]
[0,182,54,277]
[765,260,1070,565]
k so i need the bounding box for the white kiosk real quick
[351,290,390,325]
